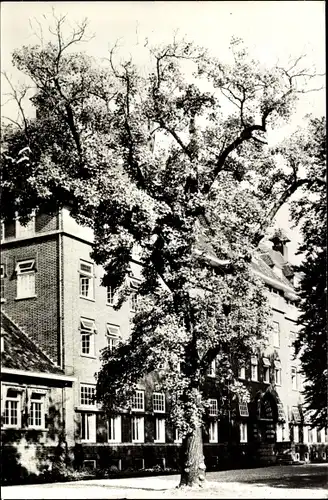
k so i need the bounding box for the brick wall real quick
[1,236,60,363]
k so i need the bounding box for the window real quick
[154,418,165,443]
[272,322,280,347]
[239,402,249,417]
[209,421,218,443]
[274,360,282,385]
[251,356,258,381]
[174,428,182,443]
[153,393,165,413]
[81,413,96,442]
[209,399,218,416]
[290,332,297,357]
[80,384,96,406]
[0,264,5,301]
[277,403,285,421]
[263,358,270,383]
[129,278,139,312]
[238,364,246,380]
[208,359,216,377]
[29,392,45,428]
[16,259,36,299]
[16,216,35,238]
[240,422,248,443]
[106,324,120,353]
[132,390,144,411]
[291,406,301,423]
[80,318,96,357]
[276,423,283,442]
[291,367,298,390]
[3,389,21,428]
[293,425,299,443]
[132,416,144,442]
[79,261,94,300]
[108,416,121,442]
[107,286,114,306]
[303,426,309,444]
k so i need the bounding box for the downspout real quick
[58,209,64,369]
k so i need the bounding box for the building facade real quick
[1,209,327,477]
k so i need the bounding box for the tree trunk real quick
[179,425,206,488]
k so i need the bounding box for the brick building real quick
[1,209,327,476]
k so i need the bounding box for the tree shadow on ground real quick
[223,470,328,490]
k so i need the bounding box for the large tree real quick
[1,17,324,488]
[286,117,327,428]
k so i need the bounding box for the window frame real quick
[129,278,140,312]
[80,412,96,443]
[208,358,216,378]
[208,399,218,417]
[15,259,36,299]
[239,402,249,417]
[16,214,36,239]
[209,420,218,443]
[3,390,21,429]
[291,367,298,390]
[106,324,120,353]
[154,417,166,443]
[107,415,122,443]
[240,422,248,443]
[80,384,96,407]
[28,392,46,429]
[131,415,144,443]
[251,357,258,381]
[238,364,246,380]
[174,428,182,443]
[131,390,145,412]
[106,285,115,306]
[80,318,96,357]
[153,392,165,413]
[79,260,95,300]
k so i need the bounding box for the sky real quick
[1,1,326,263]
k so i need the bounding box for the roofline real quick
[1,367,76,383]
[253,269,296,295]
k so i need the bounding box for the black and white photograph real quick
[1,1,326,498]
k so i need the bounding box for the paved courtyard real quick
[2,464,328,499]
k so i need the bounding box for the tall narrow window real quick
[16,259,36,299]
[251,356,258,381]
[0,264,5,301]
[29,392,45,428]
[107,286,114,306]
[154,418,165,443]
[131,390,144,411]
[293,425,299,443]
[3,389,21,428]
[209,421,218,443]
[108,416,122,443]
[79,261,94,299]
[153,393,165,413]
[240,422,248,443]
[132,416,144,443]
[274,360,282,385]
[208,358,216,377]
[263,358,270,383]
[209,399,218,416]
[80,318,96,357]
[81,413,96,442]
[106,324,120,353]
[129,278,139,312]
[291,367,298,390]
[174,428,182,443]
[238,364,246,380]
[272,321,280,348]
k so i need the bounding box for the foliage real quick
[289,117,327,428]
[0,15,325,485]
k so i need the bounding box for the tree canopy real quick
[288,116,327,428]
[1,17,325,487]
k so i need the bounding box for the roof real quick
[255,242,295,290]
[1,312,63,375]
